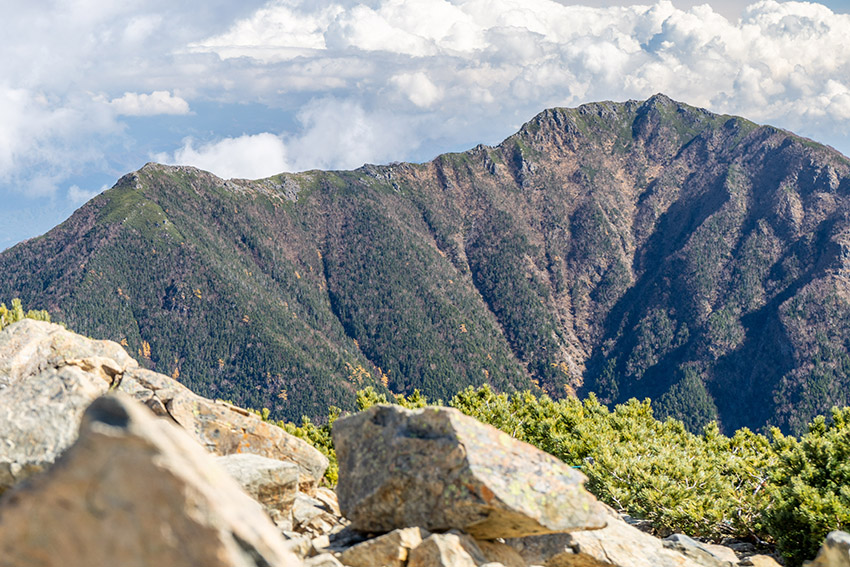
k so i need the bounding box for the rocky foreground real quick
[0,320,843,566]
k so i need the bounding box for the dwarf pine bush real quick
[288,384,850,564]
[766,407,850,565]
[0,298,50,331]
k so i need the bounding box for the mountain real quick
[2,94,850,433]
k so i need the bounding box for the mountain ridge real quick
[3,93,850,433]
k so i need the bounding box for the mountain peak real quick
[3,98,850,435]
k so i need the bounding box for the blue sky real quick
[2,0,850,249]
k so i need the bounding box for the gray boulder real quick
[0,319,136,492]
[0,393,301,567]
[333,404,606,539]
[806,531,850,567]
[217,453,300,525]
[0,319,327,494]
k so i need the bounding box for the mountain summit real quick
[3,94,849,433]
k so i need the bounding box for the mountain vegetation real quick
[287,385,850,566]
[2,94,850,434]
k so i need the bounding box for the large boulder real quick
[118,367,328,490]
[0,393,302,567]
[0,319,136,492]
[0,320,327,494]
[806,531,850,567]
[217,453,300,526]
[333,404,607,538]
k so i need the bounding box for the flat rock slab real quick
[507,512,706,567]
[333,404,607,539]
[0,393,301,567]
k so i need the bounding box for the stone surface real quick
[663,534,735,567]
[119,366,327,492]
[333,405,607,538]
[407,533,490,567]
[507,512,705,567]
[740,556,782,567]
[476,540,527,567]
[806,531,850,567]
[0,319,136,493]
[338,527,430,567]
[217,453,300,524]
[304,554,343,567]
[0,393,301,567]
[0,319,327,495]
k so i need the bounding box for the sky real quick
[2,0,850,250]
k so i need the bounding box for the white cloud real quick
[0,85,119,195]
[155,133,289,180]
[391,72,444,108]
[193,0,850,149]
[67,184,104,204]
[152,97,422,177]
[285,98,420,171]
[3,0,850,226]
[110,91,190,116]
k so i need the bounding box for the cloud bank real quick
[3,0,850,198]
[179,0,850,177]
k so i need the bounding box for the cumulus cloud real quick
[154,133,289,180]
[390,72,444,108]
[109,91,190,116]
[192,0,850,157]
[67,184,104,204]
[4,0,850,232]
[0,85,120,195]
[154,98,420,178]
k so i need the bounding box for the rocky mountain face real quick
[2,94,850,433]
[0,319,801,567]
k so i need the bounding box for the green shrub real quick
[279,407,341,485]
[282,384,850,565]
[449,384,774,540]
[0,298,50,331]
[767,407,850,566]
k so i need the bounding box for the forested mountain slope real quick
[3,94,850,433]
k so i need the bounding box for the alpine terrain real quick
[2,94,849,434]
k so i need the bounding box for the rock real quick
[664,534,736,566]
[217,453,300,525]
[326,525,371,552]
[507,512,705,567]
[288,491,344,537]
[407,533,490,567]
[0,319,137,492]
[476,540,527,567]
[740,556,782,567]
[0,319,327,495]
[338,527,430,567]
[310,534,331,556]
[806,531,850,567]
[0,393,301,567]
[333,405,606,538]
[304,554,343,567]
[119,366,328,492]
[315,486,341,516]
